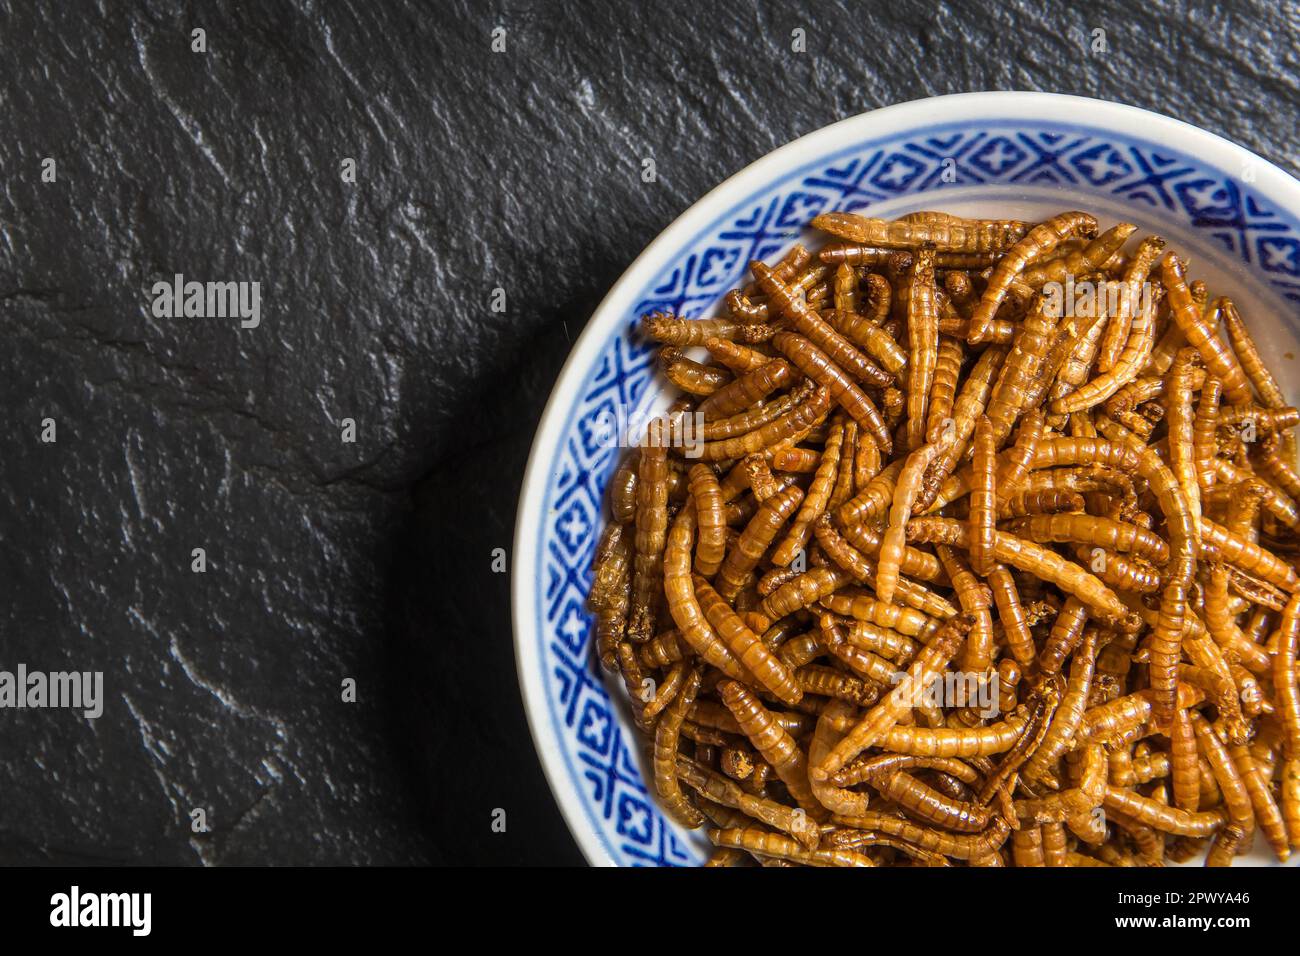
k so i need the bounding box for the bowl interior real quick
[517,103,1300,866]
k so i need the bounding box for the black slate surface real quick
[0,0,1296,865]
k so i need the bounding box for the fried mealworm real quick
[812,211,1030,253]
[697,359,794,421]
[704,336,771,373]
[824,308,908,376]
[695,573,802,705]
[1019,222,1136,289]
[642,312,744,346]
[771,422,843,566]
[905,244,940,450]
[1161,255,1252,406]
[969,415,998,577]
[654,668,706,827]
[629,422,671,641]
[719,679,823,816]
[589,522,633,671]
[876,439,949,605]
[926,335,964,444]
[905,516,1133,627]
[983,296,1058,446]
[771,332,892,452]
[664,502,751,682]
[716,484,805,599]
[967,211,1098,343]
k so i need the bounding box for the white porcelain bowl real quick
[513,91,1300,866]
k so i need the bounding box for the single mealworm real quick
[998,488,1085,518]
[688,464,728,578]
[1201,519,1299,591]
[697,359,794,420]
[822,589,938,641]
[986,564,1036,668]
[795,663,881,706]
[905,516,1134,627]
[770,332,892,452]
[837,457,905,527]
[1222,296,1298,465]
[969,415,997,577]
[823,308,908,376]
[707,827,873,867]
[1162,254,1252,404]
[967,211,1098,343]
[1000,514,1169,564]
[704,336,771,373]
[608,450,640,524]
[811,211,1030,253]
[876,439,948,605]
[663,503,751,682]
[939,313,1017,345]
[1019,222,1136,289]
[831,811,1013,861]
[875,769,992,833]
[719,680,823,816]
[934,544,994,673]
[661,347,732,396]
[695,573,802,705]
[654,668,705,827]
[1170,706,1200,812]
[753,262,892,388]
[757,565,852,624]
[588,522,633,671]
[1101,786,1224,837]
[1190,710,1256,838]
[1166,346,1204,538]
[833,262,859,313]
[771,422,843,566]
[1205,823,1247,867]
[1036,597,1090,675]
[926,335,964,444]
[832,420,860,507]
[629,423,671,641]
[905,245,940,450]
[983,297,1057,446]
[641,311,744,346]
[716,484,805,600]
[1229,739,1290,860]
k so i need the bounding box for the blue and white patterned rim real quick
[514,93,1300,867]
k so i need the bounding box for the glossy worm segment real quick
[967,211,1097,344]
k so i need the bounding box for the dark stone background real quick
[0,0,1295,865]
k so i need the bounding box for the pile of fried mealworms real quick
[585,209,1300,867]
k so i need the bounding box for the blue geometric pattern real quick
[530,119,1300,866]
